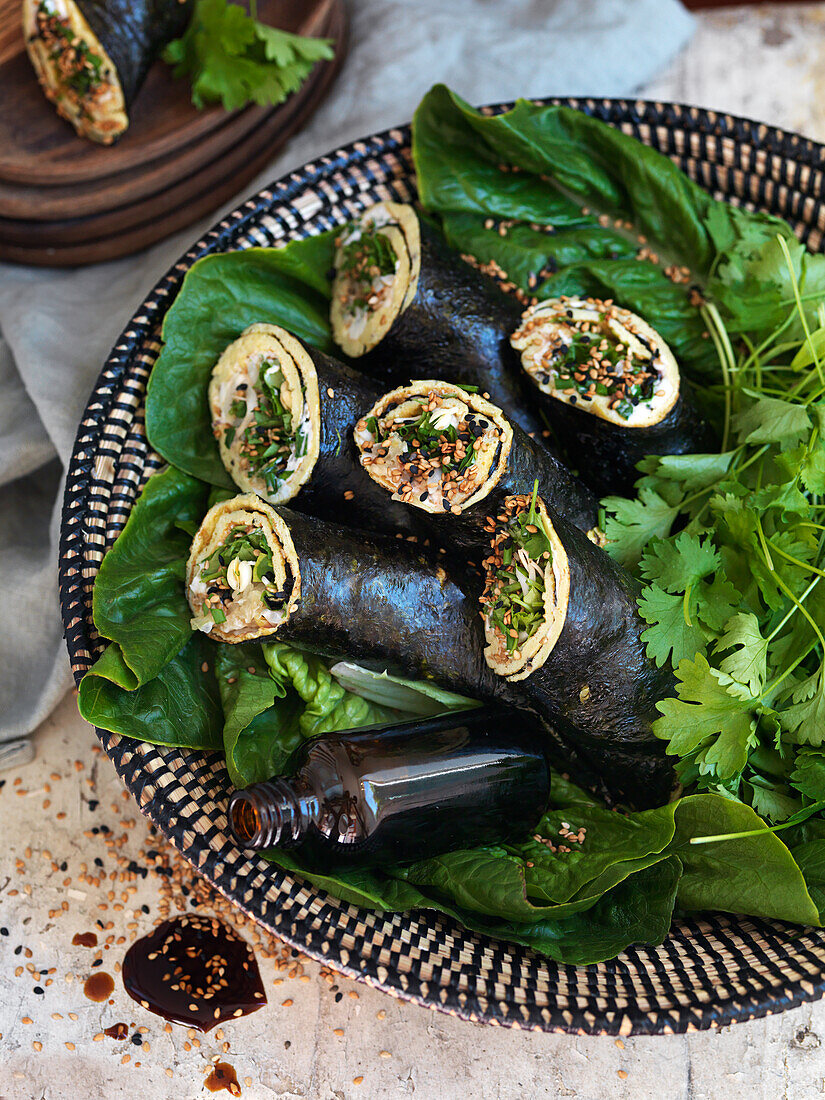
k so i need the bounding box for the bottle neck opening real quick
[227,780,319,851]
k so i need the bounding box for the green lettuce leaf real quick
[145,235,335,488]
[90,465,208,688]
[78,634,222,751]
[674,794,820,924]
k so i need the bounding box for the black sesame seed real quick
[335,992,343,1002]
[92,958,103,968]
[94,857,104,867]
[141,904,150,914]
[33,986,44,995]
[88,800,98,811]
[131,1034,143,1046]
[60,861,67,871]
[14,945,22,955]
[0,927,8,936]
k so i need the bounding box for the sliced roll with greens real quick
[475,487,674,791]
[186,494,300,644]
[188,499,672,807]
[209,324,420,536]
[354,380,600,559]
[24,0,193,144]
[329,201,547,440]
[210,324,320,505]
[511,297,714,495]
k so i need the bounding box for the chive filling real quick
[35,1,106,103]
[358,388,500,511]
[518,300,659,421]
[335,220,399,319]
[225,360,307,495]
[198,525,290,624]
[481,488,553,656]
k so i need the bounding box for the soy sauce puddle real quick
[205,1061,242,1095]
[121,914,267,1031]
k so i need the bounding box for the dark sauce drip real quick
[84,971,115,1002]
[72,931,98,947]
[103,1022,129,1039]
[121,915,266,1032]
[205,1061,242,1095]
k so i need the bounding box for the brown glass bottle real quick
[226,707,550,867]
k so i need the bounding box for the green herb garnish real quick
[483,483,553,654]
[162,0,334,112]
[370,395,484,478]
[226,360,303,494]
[540,312,656,420]
[200,526,273,597]
[36,0,106,100]
[602,239,825,822]
[337,222,399,316]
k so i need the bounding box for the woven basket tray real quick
[58,98,825,1036]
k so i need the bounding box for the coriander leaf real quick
[640,530,720,593]
[732,393,811,447]
[163,0,334,112]
[635,451,735,494]
[746,779,801,823]
[639,585,708,668]
[694,573,741,632]
[601,486,680,568]
[790,750,825,802]
[654,655,758,782]
[801,432,825,494]
[715,612,769,694]
[781,671,825,746]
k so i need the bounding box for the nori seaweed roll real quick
[353,380,601,560]
[329,201,546,440]
[186,494,674,808]
[511,296,715,496]
[23,0,193,143]
[186,494,301,644]
[209,323,421,536]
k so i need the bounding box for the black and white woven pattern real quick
[59,99,825,1035]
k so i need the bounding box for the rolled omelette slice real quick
[186,494,301,644]
[23,0,192,144]
[355,381,512,514]
[354,380,600,557]
[209,324,321,506]
[511,296,714,495]
[329,201,547,441]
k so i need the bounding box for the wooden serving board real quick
[0,0,346,265]
[0,0,335,186]
[0,40,335,247]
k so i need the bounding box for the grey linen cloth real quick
[0,0,694,760]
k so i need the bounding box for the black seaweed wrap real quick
[276,508,499,701]
[273,507,673,808]
[359,220,546,440]
[539,378,715,497]
[512,508,674,770]
[292,347,422,538]
[78,0,193,108]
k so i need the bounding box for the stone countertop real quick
[7,5,825,1098]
